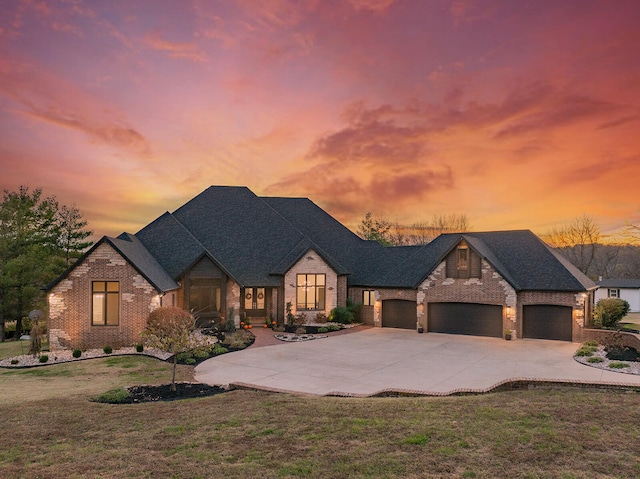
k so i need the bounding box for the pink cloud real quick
[0,55,151,158]
[144,33,208,63]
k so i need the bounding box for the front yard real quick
[1,340,640,478]
[620,311,640,332]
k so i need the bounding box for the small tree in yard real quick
[142,307,214,392]
[593,298,630,328]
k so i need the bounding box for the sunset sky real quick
[1,0,639,240]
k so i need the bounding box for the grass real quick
[620,312,640,332]
[0,339,33,360]
[1,356,640,478]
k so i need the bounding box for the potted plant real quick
[504,329,512,340]
[417,322,424,333]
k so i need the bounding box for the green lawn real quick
[0,339,32,360]
[620,312,640,332]
[1,355,640,478]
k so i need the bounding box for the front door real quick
[244,287,266,318]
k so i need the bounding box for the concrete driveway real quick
[195,328,640,396]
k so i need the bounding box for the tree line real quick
[0,186,93,341]
[357,211,640,280]
[357,212,471,246]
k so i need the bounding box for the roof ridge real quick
[257,196,348,272]
[167,211,240,283]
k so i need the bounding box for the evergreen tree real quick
[0,186,93,341]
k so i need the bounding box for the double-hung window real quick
[608,288,620,298]
[92,281,119,326]
[296,274,325,310]
[363,290,375,306]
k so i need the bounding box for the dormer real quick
[445,240,482,279]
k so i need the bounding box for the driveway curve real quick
[195,328,640,396]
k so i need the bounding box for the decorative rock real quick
[274,333,328,342]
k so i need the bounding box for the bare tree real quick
[395,214,471,245]
[545,215,609,278]
[623,222,640,245]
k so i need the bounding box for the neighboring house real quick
[46,186,596,350]
[595,279,640,312]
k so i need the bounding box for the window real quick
[92,281,119,326]
[189,278,221,314]
[296,274,325,310]
[363,290,375,306]
[608,288,620,298]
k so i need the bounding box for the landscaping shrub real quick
[135,343,144,352]
[177,352,192,362]
[318,327,328,333]
[295,327,307,335]
[225,307,237,333]
[325,323,342,332]
[11,359,19,365]
[94,388,130,404]
[212,343,228,355]
[587,357,604,363]
[605,346,639,362]
[38,355,49,363]
[608,362,630,369]
[72,349,82,358]
[583,340,599,347]
[194,349,210,359]
[593,298,630,328]
[222,330,253,349]
[575,348,594,357]
[315,312,328,323]
[328,306,354,324]
[103,345,113,354]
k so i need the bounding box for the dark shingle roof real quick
[349,230,595,292]
[597,278,640,289]
[49,186,596,297]
[461,231,596,291]
[157,186,307,286]
[46,234,178,293]
[110,233,178,292]
[135,212,208,280]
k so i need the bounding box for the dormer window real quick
[446,242,481,279]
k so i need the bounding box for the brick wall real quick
[283,249,338,318]
[366,288,416,327]
[518,291,585,341]
[48,243,160,351]
[418,260,516,336]
[575,329,640,349]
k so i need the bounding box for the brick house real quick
[46,186,595,350]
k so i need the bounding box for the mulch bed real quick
[122,383,229,403]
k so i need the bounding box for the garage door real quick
[382,300,417,329]
[523,305,572,341]
[428,302,502,338]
